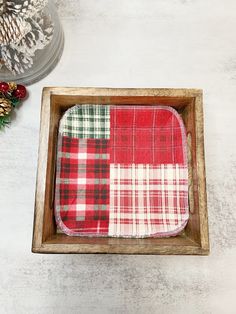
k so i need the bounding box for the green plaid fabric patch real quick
[60,105,110,139]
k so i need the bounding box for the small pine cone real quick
[8,82,17,91]
[0,98,12,116]
[0,14,31,45]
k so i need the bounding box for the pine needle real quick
[0,115,11,130]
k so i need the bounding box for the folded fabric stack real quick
[55,105,189,237]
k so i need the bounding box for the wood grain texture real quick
[32,89,51,250]
[32,87,209,255]
[194,93,209,250]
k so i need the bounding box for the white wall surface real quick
[1,0,236,313]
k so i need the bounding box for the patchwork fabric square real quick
[61,104,110,138]
[109,164,188,237]
[110,106,184,164]
[55,104,189,237]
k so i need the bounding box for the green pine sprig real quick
[0,115,11,130]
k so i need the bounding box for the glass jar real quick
[0,0,64,85]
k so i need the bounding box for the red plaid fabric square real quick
[55,136,110,236]
[110,106,185,164]
[109,164,188,237]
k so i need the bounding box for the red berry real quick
[0,82,9,93]
[13,84,27,99]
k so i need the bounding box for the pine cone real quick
[5,0,47,18]
[8,82,17,91]
[0,0,53,75]
[0,98,12,116]
[0,14,31,45]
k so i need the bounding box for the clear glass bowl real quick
[0,0,64,85]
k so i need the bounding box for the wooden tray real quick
[32,87,209,254]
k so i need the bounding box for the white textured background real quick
[1,0,236,313]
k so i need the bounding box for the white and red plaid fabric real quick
[55,105,188,237]
[109,164,188,237]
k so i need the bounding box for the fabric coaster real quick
[55,104,189,237]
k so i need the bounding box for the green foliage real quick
[10,97,21,107]
[0,115,11,130]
